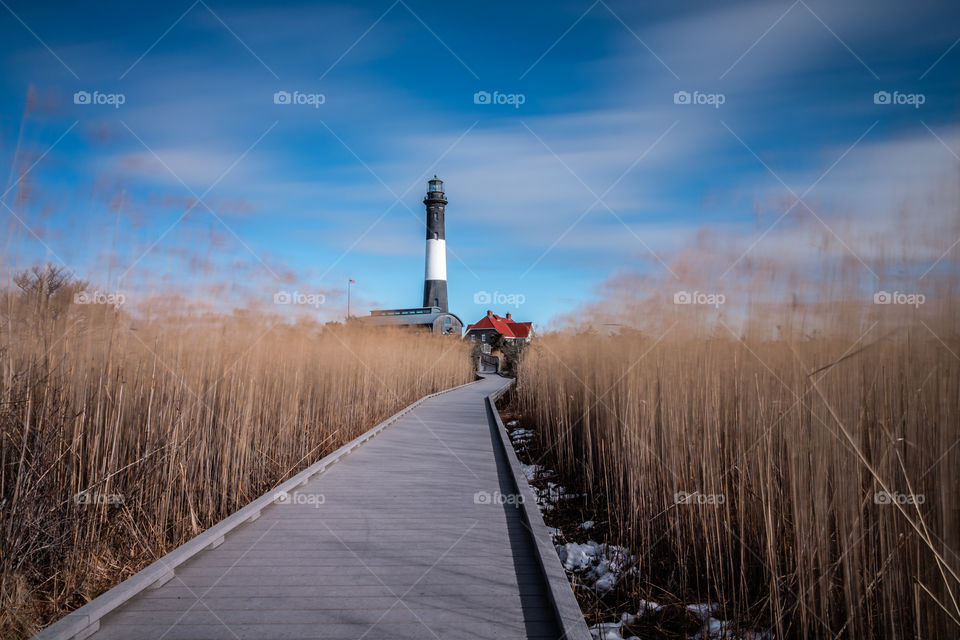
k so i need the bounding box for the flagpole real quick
[347,279,355,320]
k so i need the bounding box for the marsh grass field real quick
[515,284,959,638]
[2,245,958,640]
[0,267,473,638]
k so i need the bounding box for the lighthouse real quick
[362,174,462,334]
[423,175,448,312]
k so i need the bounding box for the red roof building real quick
[464,310,533,342]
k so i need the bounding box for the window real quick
[444,317,451,325]
[434,212,438,221]
[433,232,438,240]
[433,298,439,307]
[481,333,486,342]
[472,334,477,342]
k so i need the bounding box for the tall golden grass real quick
[0,269,472,638]
[518,285,959,637]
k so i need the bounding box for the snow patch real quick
[509,428,534,442]
[539,482,565,504]
[535,482,584,505]
[588,621,623,640]
[636,599,663,615]
[556,541,634,593]
[691,616,733,639]
[684,602,762,640]
[687,603,722,620]
[520,463,542,481]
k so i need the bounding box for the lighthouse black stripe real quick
[425,206,445,240]
[423,280,448,311]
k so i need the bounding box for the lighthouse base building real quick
[363,176,463,335]
[365,306,463,335]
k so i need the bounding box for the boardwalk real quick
[38,375,589,640]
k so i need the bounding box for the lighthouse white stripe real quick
[425,238,447,281]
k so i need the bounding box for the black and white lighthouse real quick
[362,175,462,334]
[423,176,448,312]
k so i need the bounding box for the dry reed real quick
[0,272,472,638]
[518,287,958,638]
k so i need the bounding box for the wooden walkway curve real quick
[35,374,590,640]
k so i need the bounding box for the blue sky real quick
[1,0,958,327]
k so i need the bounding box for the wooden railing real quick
[479,353,500,372]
